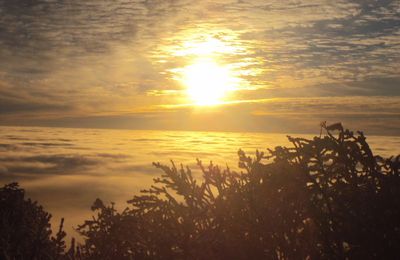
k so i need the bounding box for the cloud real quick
[0,0,140,56]
[0,154,99,176]
[1,123,398,240]
[0,96,70,114]
[0,0,399,134]
[0,143,17,151]
[0,81,73,118]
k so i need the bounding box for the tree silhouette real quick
[1,123,399,259]
[0,183,66,259]
[77,123,400,259]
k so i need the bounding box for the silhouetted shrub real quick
[76,124,400,259]
[1,124,398,259]
[0,183,67,260]
[76,199,140,260]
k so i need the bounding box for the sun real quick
[181,58,236,106]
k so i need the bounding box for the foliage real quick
[76,199,139,259]
[1,123,399,259]
[77,123,400,259]
[0,183,67,260]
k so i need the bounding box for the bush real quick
[76,123,400,259]
[1,124,398,259]
[0,183,67,260]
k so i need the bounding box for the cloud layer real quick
[0,125,399,237]
[0,0,399,134]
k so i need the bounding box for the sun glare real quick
[182,58,236,106]
[168,36,243,106]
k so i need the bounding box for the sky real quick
[0,0,399,135]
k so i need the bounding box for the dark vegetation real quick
[1,123,399,259]
[0,183,66,260]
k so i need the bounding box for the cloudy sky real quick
[1,0,399,134]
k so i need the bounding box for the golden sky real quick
[0,0,399,134]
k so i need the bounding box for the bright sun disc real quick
[182,59,235,106]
